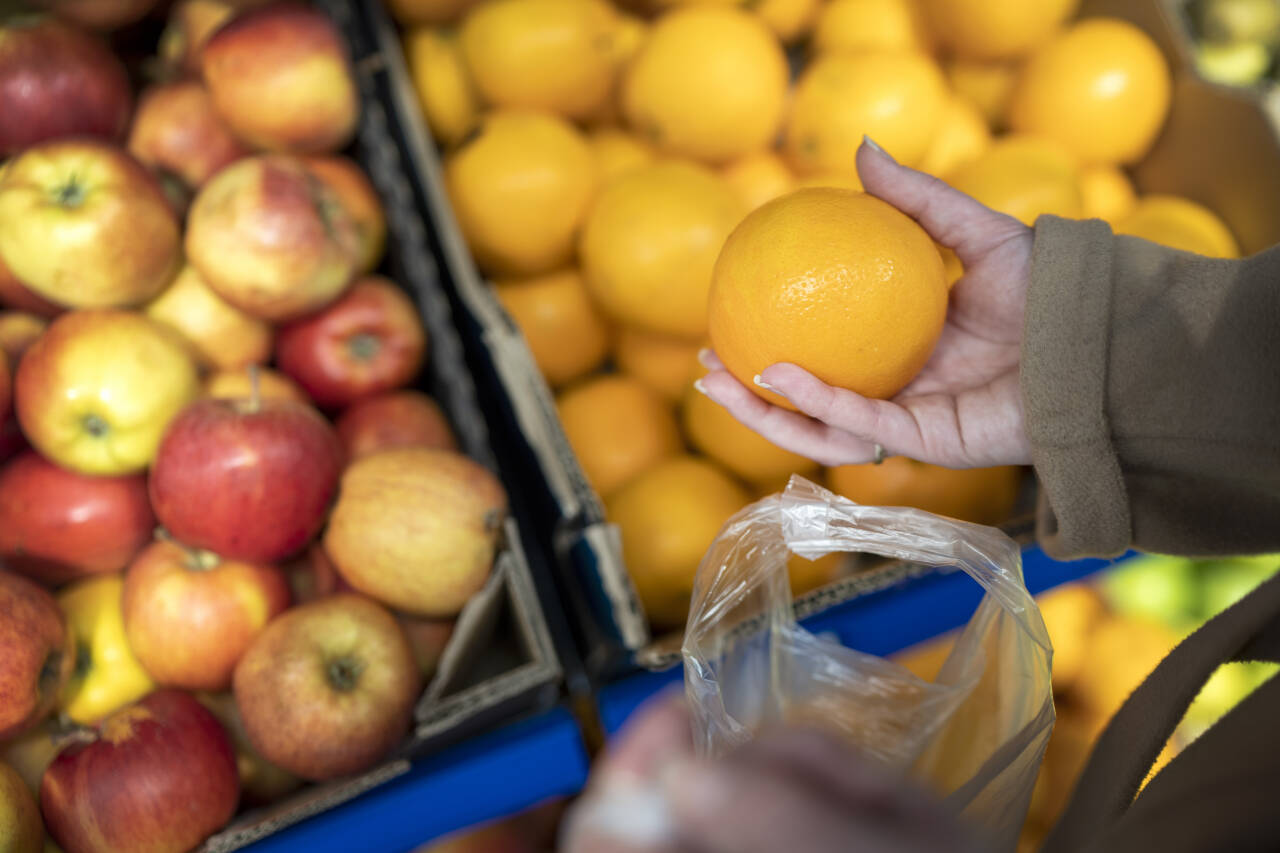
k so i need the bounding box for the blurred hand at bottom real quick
[562,692,987,853]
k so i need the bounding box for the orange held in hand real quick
[708,188,947,408]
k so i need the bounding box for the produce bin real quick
[352,0,1280,685]
[180,3,568,848]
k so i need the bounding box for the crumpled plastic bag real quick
[683,476,1055,851]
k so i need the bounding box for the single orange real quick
[493,268,611,387]
[682,378,819,488]
[612,327,702,403]
[708,188,946,408]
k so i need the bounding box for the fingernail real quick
[696,347,715,368]
[862,135,896,163]
[693,378,709,396]
[753,374,781,394]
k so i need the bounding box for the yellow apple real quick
[0,312,48,363]
[15,310,200,476]
[185,155,362,321]
[56,575,155,725]
[0,760,42,853]
[0,140,181,309]
[144,265,273,371]
[204,366,310,404]
[0,720,60,797]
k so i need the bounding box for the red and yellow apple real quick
[123,539,291,690]
[197,691,302,806]
[56,575,155,725]
[185,154,362,321]
[0,312,47,363]
[41,689,239,853]
[0,17,131,157]
[15,310,200,476]
[0,759,42,853]
[128,79,250,190]
[233,594,421,781]
[276,276,427,409]
[202,3,360,154]
[0,451,155,586]
[32,0,161,31]
[325,449,507,617]
[0,141,181,309]
[302,155,387,273]
[0,254,62,317]
[0,571,74,739]
[204,365,309,404]
[144,264,273,371]
[149,394,343,562]
[335,390,458,461]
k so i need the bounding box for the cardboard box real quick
[356,0,1280,680]
[186,2,564,848]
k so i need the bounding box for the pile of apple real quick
[0,3,509,852]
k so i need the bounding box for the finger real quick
[855,138,1027,266]
[698,369,877,467]
[662,758,861,853]
[757,363,926,459]
[696,347,725,371]
[600,689,694,785]
[734,728,911,814]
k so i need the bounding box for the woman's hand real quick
[698,140,1034,468]
[562,693,986,853]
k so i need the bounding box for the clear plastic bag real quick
[682,476,1055,851]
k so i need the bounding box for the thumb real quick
[855,137,1026,265]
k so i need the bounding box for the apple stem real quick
[326,657,364,692]
[82,413,109,439]
[347,333,381,361]
[183,548,222,573]
[52,175,87,208]
[247,364,262,414]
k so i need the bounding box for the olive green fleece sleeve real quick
[1023,216,1280,559]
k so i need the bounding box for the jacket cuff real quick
[1023,216,1132,559]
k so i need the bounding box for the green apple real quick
[0,760,42,853]
[1101,554,1201,629]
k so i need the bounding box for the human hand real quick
[698,139,1034,469]
[562,693,985,853]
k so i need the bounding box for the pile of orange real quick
[395,0,1242,632]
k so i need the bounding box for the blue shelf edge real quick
[598,545,1139,736]
[242,705,589,853]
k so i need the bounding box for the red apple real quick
[202,3,360,154]
[123,539,290,691]
[32,0,161,31]
[302,156,387,273]
[197,691,302,806]
[0,254,62,318]
[185,154,362,321]
[233,594,421,781]
[149,393,343,563]
[0,571,74,739]
[15,310,201,476]
[398,615,454,682]
[276,277,427,409]
[325,449,507,617]
[336,390,458,461]
[0,17,131,157]
[0,348,9,431]
[128,79,250,190]
[282,543,353,604]
[0,141,181,309]
[204,365,309,404]
[0,312,48,363]
[40,689,239,853]
[0,451,155,586]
